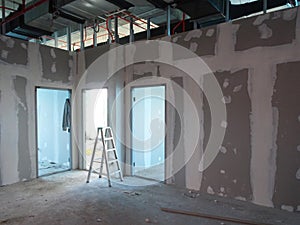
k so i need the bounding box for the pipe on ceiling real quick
[122,11,156,29]
[172,13,185,35]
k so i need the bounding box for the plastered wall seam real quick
[0,76,19,184]
[14,76,31,181]
[248,64,276,207]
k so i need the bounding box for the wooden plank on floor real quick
[160,207,273,225]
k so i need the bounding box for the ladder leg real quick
[117,162,124,181]
[86,129,99,183]
[104,149,112,187]
[110,128,123,182]
[99,147,105,178]
[113,150,123,181]
[101,128,112,187]
[87,127,123,186]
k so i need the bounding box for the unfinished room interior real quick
[1,0,300,224]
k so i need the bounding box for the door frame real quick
[81,88,108,170]
[130,84,166,181]
[35,86,72,177]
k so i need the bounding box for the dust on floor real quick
[0,171,299,225]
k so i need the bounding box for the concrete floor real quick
[0,171,299,225]
[134,163,164,181]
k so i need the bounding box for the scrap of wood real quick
[160,207,273,225]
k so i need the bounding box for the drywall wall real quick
[0,89,2,184]
[183,7,300,211]
[0,37,74,185]
[0,4,299,213]
[78,7,300,212]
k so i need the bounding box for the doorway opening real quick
[83,89,108,170]
[131,85,166,181]
[36,88,71,176]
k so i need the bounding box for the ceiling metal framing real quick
[0,0,296,50]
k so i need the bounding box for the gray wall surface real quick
[78,7,300,212]
[0,38,74,185]
[0,5,299,214]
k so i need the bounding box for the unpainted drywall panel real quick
[0,34,75,185]
[0,89,1,184]
[183,74,203,190]
[201,69,252,200]
[272,61,300,212]
[0,75,19,185]
[171,27,217,59]
[40,45,73,83]
[85,44,110,69]
[234,8,297,51]
[248,65,277,207]
[171,76,186,188]
[0,36,28,65]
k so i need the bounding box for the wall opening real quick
[83,88,108,170]
[36,88,71,176]
[131,85,166,182]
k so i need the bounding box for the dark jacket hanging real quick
[62,98,71,132]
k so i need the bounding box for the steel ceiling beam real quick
[146,0,168,9]
[105,0,134,9]
[57,8,85,24]
[0,0,49,26]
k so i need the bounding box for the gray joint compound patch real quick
[13,76,31,181]
[201,69,252,200]
[40,46,71,83]
[0,37,27,65]
[235,10,296,51]
[272,61,300,210]
[172,28,216,58]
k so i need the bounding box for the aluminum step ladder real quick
[86,127,123,187]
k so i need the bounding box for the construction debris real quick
[183,190,200,198]
[123,191,141,196]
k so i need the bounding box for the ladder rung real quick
[104,137,114,141]
[87,126,123,186]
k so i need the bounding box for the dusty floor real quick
[134,163,164,181]
[0,171,299,225]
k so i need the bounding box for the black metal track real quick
[176,0,220,20]
[105,0,134,9]
[146,0,168,9]
[57,8,85,24]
